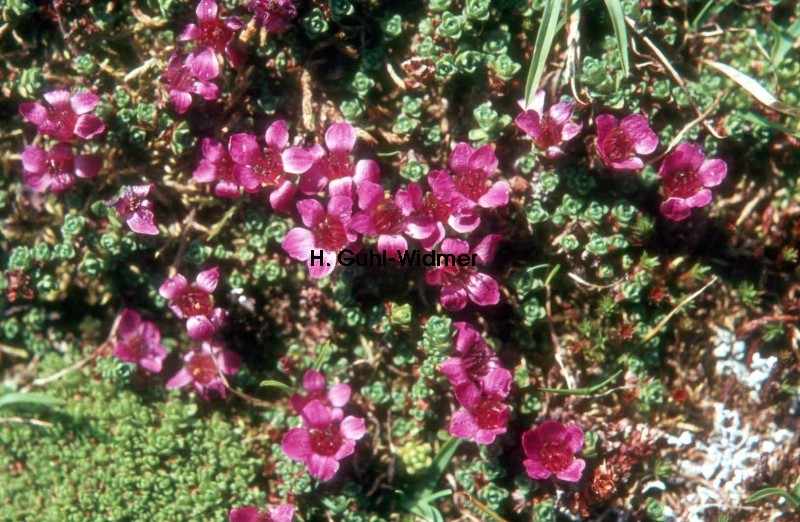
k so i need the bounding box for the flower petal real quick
[195,267,219,293]
[466,273,500,306]
[70,92,100,115]
[281,147,314,174]
[324,122,356,154]
[186,315,216,340]
[281,428,312,460]
[281,228,314,261]
[265,119,289,150]
[698,158,727,187]
[159,274,188,299]
[555,459,585,482]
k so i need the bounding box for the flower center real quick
[602,128,633,163]
[186,352,218,385]
[48,155,73,175]
[48,107,74,134]
[662,167,702,199]
[540,441,574,473]
[324,153,352,180]
[536,114,559,148]
[462,345,498,380]
[310,425,343,457]
[313,217,348,252]
[473,398,506,430]
[176,287,214,317]
[371,200,404,235]
[421,192,450,222]
[454,170,489,202]
[252,148,285,186]
[125,334,147,359]
[200,21,233,52]
[438,264,474,287]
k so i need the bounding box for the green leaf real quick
[523,0,563,108]
[745,487,800,509]
[0,392,64,409]
[539,369,623,395]
[703,60,800,120]
[258,380,294,394]
[603,0,630,78]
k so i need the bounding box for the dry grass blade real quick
[641,277,718,344]
[702,59,800,120]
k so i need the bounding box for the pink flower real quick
[350,180,436,256]
[229,504,294,522]
[522,421,585,482]
[193,137,240,198]
[281,400,366,481]
[439,322,505,388]
[394,181,447,249]
[166,341,242,400]
[425,143,509,233]
[21,143,102,194]
[161,52,220,114]
[179,0,245,80]
[449,368,511,444]
[299,122,379,197]
[658,142,727,222]
[229,121,314,210]
[113,309,168,373]
[158,267,228,340]
[19,89,105,142]
[248,0,297,32]
[290,369,351,421]
[515,91,582,159]
[426,234,502,311]
[595,114,659,170]
[106,184,159,235]
[281,196,356,279]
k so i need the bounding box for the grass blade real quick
[523,0,564,108]
[703,60,800,120]
[0,392,64,410]
[745,487,800,508]
[603,0,630,78]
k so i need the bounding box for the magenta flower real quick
[179,0,245,80]
[424,143,508,233]
[350,180,436,256]
[426,234,502,311]
[658,142,727,222]
[113,309,168,373]
[229,120,313,210]
[281,196,356,279]
[166,341,242,400]
[193,137,240,198]
[449,368,511,445]
[595,114,659,170]
[158,267,228,340]
[515,91,582,159]
[281,400,366,481]
[394,181,447,249]
[290,369,352,421]
[21,143,102,194]
[248,0,297,32]
[439,322,506,388]
[19,90,105,142]
[299,122,379,197]
[522,421,585,482]
[161,52,220,114]
[229,504,294,522]
[106,184,159,235]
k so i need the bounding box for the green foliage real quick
[0,362,264,521]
